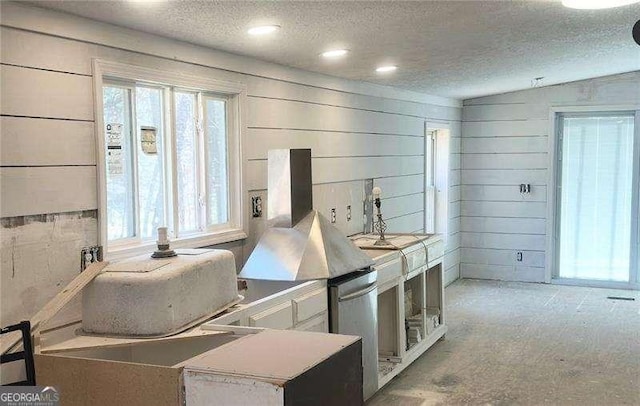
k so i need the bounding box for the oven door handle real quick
[337,282,377,302]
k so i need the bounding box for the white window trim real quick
[425,121,450,244]
[546,104,640,288]
[93,59,247,261]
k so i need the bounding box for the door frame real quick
[546,105,640,289]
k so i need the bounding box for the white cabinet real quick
[249,301,294,329]
[362,235,447,390]
[211,281,329,332]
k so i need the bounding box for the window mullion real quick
[130,86,142,242]
[197,92,207,232]
[169,88,180,239]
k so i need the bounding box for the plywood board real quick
[245,128,423,160]
[185,329,359,379]
[35,353,182,406]
[248,97,424,136]
[461,201,547,218]
[0,166,97,217]
[1,26,94,75]
[461,185,547,202]
[461,169,547,186]
[462,137,548,154]
[1,116,95,166]
[0,64,93,120]
[246,156,423,191]
[460,232,546,251]
[462,104,548,121]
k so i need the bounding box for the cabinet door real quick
[249,302,294,330]
[294,312,328,333]
[293,288,327,324]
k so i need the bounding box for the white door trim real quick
[546,104,640,288]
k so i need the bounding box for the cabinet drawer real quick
[249,302,294,330]
[403,241,445,271]
[428,241,445,262]
[293,288,327,323]
[375,258,402,286]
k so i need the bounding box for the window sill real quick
[106,228,247,262]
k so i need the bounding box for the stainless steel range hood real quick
[239,149,374,281]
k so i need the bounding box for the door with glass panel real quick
[556,111,639,285]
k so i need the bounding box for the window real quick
[96,61,245,258]
[424,124,450,240]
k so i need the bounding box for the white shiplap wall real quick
[0,3,461,326]
[460,71,640,283]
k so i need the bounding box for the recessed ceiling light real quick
[376,65,397,73]
[321,49,349,58]
[561,0,639,9]
[247,25,280,36]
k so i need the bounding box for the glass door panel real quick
[558,113,636,282]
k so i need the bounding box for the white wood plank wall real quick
[460,71,640,283]
[0,4,462,326]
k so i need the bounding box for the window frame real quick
[94,60,247,260]
[547,104,640,288]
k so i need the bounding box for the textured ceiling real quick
[32,0,640,99]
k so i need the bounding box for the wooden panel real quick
[462,137,548,154]
[462,104,548,121]
[385,211,424,234]
[245,128,423,160]
[462,120,548,137]
[461,217,546,235]
[449,169,461,186]
[374,174,424,199]
[443,248,460,271]
[460,263,545,283]
[461,201,546,218]
[446,233,460,253]
[381,193,423,220]
[0,166,97,217]
[248,97,425,136]
[293,289,327,324]
[36,354,182,406]
[460,232,546,251]
[461,248,545,268]
[448,202,460,219]
[450,137,461,154]
[1,117,95,166]
[294,313,328,333]
[449,185,461,203]
[449,153,461,170]
[461,169,547,185]
[462,153,547,170]
[246,156,423,190]
[249,301,294,330]
[246,75,427,118]
[0,65,93,120]
[448,216,461,235]
[443,264,460,287]
[1,26,93,75]
[461,185,547,202]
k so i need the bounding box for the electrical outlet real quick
[330,208,337,223]
[516,252,523,262]
[251,196,263,218]
[346,205,352,221]
[81,246,103,272]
